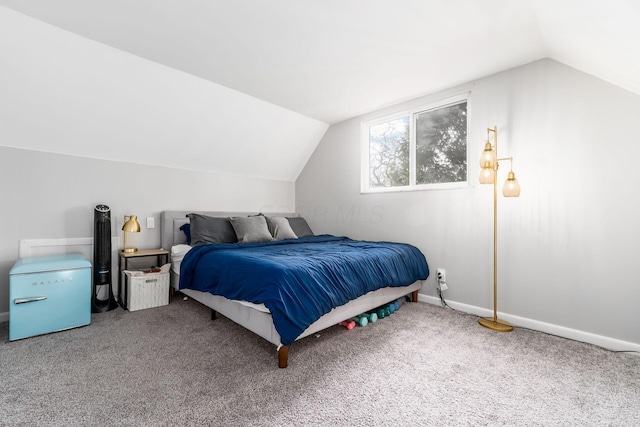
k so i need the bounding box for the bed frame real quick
[161,210,422,368]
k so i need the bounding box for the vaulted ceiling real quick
[2,0,638,124]
[1,0,638,180]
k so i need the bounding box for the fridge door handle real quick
[14,296,48,304]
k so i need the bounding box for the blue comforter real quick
[180,235,429,345]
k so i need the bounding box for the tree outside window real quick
[369,117,409,188]
[364,96,467,192]
[415,101,467,185]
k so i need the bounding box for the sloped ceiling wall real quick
[0,0,549,124]
[1,1,639,181]
[534,0,640,95]
[0,7,328,182]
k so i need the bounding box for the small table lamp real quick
[122,215,141,253]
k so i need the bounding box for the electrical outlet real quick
[437,268,446,283]
[439,282,448,291]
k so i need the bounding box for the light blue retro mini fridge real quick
[9,253,91,341]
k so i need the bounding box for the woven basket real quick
[124,263,170,311]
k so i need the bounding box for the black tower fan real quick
[92,204,118,312]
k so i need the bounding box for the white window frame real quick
[361,92,470,194]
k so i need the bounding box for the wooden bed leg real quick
[278,346,289,369]
[211,309,217,320]
[411,290,418,303]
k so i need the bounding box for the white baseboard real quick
[419,294,640,354]
[3,292,639,354]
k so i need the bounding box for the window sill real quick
[360,181,471,194]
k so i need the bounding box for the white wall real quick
[0,6,321,318]
[296,59,640,348]
[0,146,294,315]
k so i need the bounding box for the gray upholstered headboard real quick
[161,211,298,250]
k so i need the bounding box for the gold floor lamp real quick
[478,126,520,332]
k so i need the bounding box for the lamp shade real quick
[479,142,496,168]
[122,215,141,233]
[502,171,521,197]
[479,162,495,184]
[122,215,141,253]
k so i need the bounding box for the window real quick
[368,116,410,188]
[362,93,468,192]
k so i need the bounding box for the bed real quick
[161,210,428,368]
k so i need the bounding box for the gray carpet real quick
[0,296,638,426]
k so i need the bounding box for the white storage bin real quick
[124,263,171,311]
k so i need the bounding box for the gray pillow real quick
[230,216,274,243]
[187,213,237,245]
[287,217,314,237]
[265,216,298,240]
